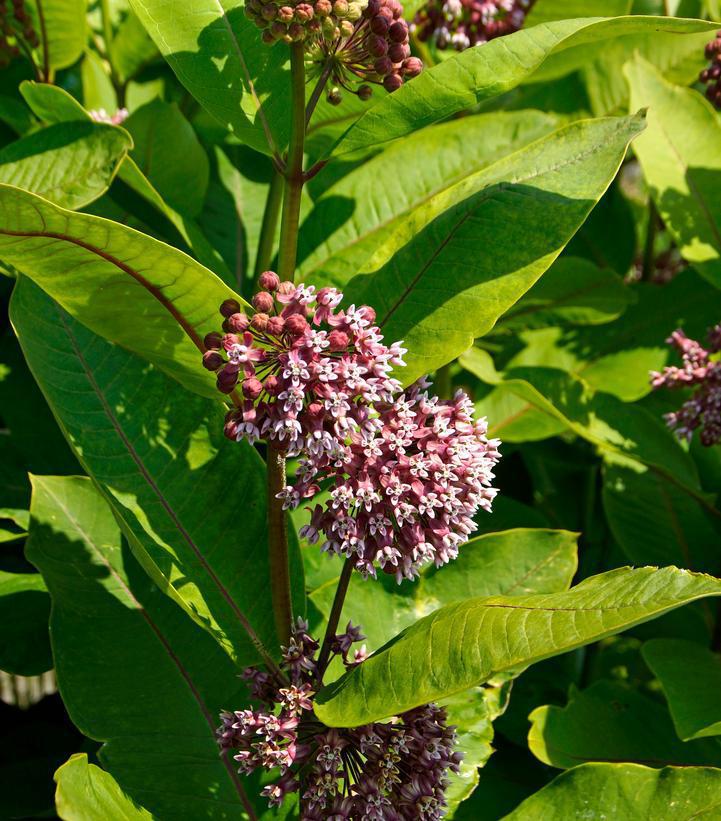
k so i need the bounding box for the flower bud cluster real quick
[412,0,533,51]
[0,0,39,68]
[89,107,129,126]
[244,0,367,46]
[700,32,721,109]
[650,325,721,447]
[217,619,461,818]
[292,380,501,582]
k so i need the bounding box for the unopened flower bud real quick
[267,315,285,336]
[333,0,349,15]
[327,330,350,351]
[251,313,270,332]
[374,56,393,76]
[388,41,409,62]
[295,2,314,19]
[368,34,387,56]
[243,378,264,400]
[402,56,423,77]
[285,314,309,336]
[217,366,239,394]
[287,21,305,39]
[204,331,223,350]
[220,298,241,318]
[227,312,250,333]
[347,3,363,20]
[253,291,275,313]
[383,72,403,91]
[277,281,296,297]
[370,14,389,34]
[277,5,294,21]
[270,20,287,37]
[327,86,342,105]
[202,350,224,370]
[264,375,281,395]
[315,0,332,16]
[224,413,240,440]
[261,28,275,42]
[259,270,280,292]
[261,2,277,19]
[388,19,407,41]
[339,19,354,35]
[357,84,373,101]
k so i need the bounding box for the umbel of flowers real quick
[217,618,461,818]
[650,324,721,447]
[202,272,501,580]
[412,0,533,51]
[700,31,721,109]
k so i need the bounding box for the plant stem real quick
[305,60,334,128]
[99,0,115,66]
[278,42,306,283]
[35,0,50,83]
[254,169,284,287]
[267,443,293,645]
[317,558,354,678]
[641,198,658,282]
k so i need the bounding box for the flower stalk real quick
[316,557,354,676]
[267,442,294,645]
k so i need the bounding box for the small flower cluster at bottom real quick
[650,324,721,447]
[217,619,461,819]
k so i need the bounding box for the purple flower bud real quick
[227,312,250,333]
[204,331,223,350]
[251,313,270,332]
[383,71,403,91]
[327,87,342,105]
[327,329,350,351]
[277,4,294,21]
[402,56,423,77]
[370,14,390,34]
[374,56,394,76]
[259,270,281,291]
[253,291,275,313]
[202,350,224,371]
[267,315,285,336]
[243,378,264,400]
[217,366,239,394]
[388,18,407,42]
[357,84,373,101]
[285,314,309,336]
[388,41,409,62]
[220,298,241,318]
[264,375,281,396]
[367,34,388,56]
[295,2,314,20]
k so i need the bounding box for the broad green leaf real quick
[0,121,131,210]
[498,256,634,329]
[297,110,560,286]
[124,99,209,217]
[81,50,117,114]
[112,9,159,83]
[525,0,632,24]
[643,639,721,740]
[0,570,51,675]
[0,508,29,543]
[129,0,290,156]
[311,529,579,651]
[504,762,721,820]
[12,279,303,666]
[27,475,258,819]
[329,17,715,158]
[528,680,721,768]
[314,566,721,726]
[345,113,644,384]
[27,0,87,71]
[0,184,244,398]
[626,56,721,289]
[55,755,152,821]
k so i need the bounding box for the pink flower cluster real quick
[651,325,721,447]
[700,31,721,109]
[291,380,501,581]
[217,619,461,819]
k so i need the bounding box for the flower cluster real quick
[412,0,533,51]
[244,0,366,46]
[0,0,39,68]
[89,107,129,126]
[217,619,461,818]
[292,380,501,582]
[650,325,721,447]
[700,31,721,109]
[204,272,407,458]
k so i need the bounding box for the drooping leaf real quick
[0,570,51,675]
[528,679,721,768]
[525,0,632,24]
[314,566,721,726]
[0,121,131,210]
[55,754,152,821]
[503,762,721,820]
[329,16,715,158]
[128,0,290,156]
[27,0,87,71]
[0,184,244,398]
[642,639,721,741]
[12,278,303,666]
[26,475,259,819]
[344,113,644,384]
[626,56,721,289]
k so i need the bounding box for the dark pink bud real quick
[357,84,373,101]
[315,0,332,16]
[220,298,241,318]
[202,350,224,371]
[217,367,239,394]
[327,330,350,351]
[242,378,264,400]
[261,3,277,19]
[277,5,294,21]
[295,2,314,20]
[253,291,275,313]
[267,315,285,336]
[259,270,280,291]
[285,314,308,336]
[226,312,250,333]
[370,14,389,34]
[224,413,240,440]
[222,333,240,351]
[383,72,403,91]
[388,19,407,42]
[307,402,324,417]
[251,313,270,332]
[277,280,296,297]
[388,41,409,62]
[204,331,223,350]
[368,34,387,56]
[363,0,380,15]
[264,375,281,395]
[402,56,423,77]
[360,305,376,324]
[374,56,393,76]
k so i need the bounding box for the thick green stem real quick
[254,169,284,288]
[317,558,354,679]
[267,443,293,645]
[278,42,306,283]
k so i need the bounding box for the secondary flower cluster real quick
[217,619,461,818]
[0,0,39,68]
[650,325,721,447]
[700,31,721,109]
[412,0,533,51]
[203,274,501,580]
[89,107,129,126]
[293,380,501,581]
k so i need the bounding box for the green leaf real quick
[297,110,560,286]
[112,9,159,84]
[0,570,51,675]
[12,278,303,666]
[0,184,244,399]
[0,508,29,543]
[27,0,87,71]
[626,56,721,289]
[642,639,721,741]
[503,762,721,820]
[124,99,209,218]
[0,121,131,210]
[528,680,721,768]
[55,755,152,821]
[311,528,579,652]
[329,16,715,158]
[128,0,290,156]
[345,113,644,384]
[525,0,632,24]
[314,566,721,726]
[27,475,259,819]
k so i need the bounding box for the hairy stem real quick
[317,558,354,678]
[267,443,293,645]
[278,42,306,283]
[254,169,284,288]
